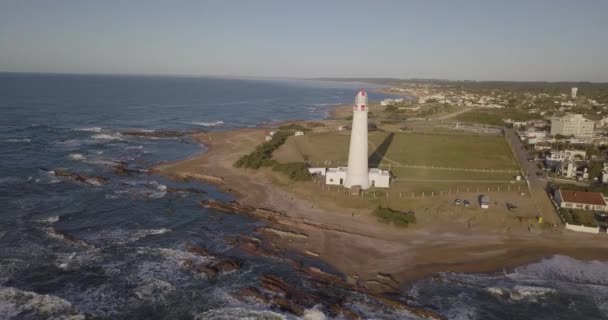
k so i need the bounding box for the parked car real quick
[453,199,462,206]
[463,200,470,207]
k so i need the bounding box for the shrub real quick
[306,122,325,128]
[373,207,416,227]
[278,124,311,133]
[234,130,291,169]
[272,162,311,181]
[384,105,398,112]
[560,208,598,227]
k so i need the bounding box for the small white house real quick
[294,131,304,136]
[325,167,348,186]
[368,168,391,188]
[325,167,390,188]
[265,130,276,141]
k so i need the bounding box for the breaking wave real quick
[68,153,85,160]
[511,255,608,285]
[84,228,171,246]
[74,127,102,132]
[192,120,224,127]
[4,138,31,143]
[91,133,123,140]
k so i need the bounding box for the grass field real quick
[454,108,543,126]
[273,131,519,170]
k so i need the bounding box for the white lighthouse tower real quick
[344,89,370,189]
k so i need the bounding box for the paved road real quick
[504,128,561,224]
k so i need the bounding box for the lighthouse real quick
[344,89,371,189]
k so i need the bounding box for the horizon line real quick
[0,70,606,84]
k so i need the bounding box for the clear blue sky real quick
[1,0,606,81]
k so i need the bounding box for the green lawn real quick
[273,131,519,170]
[454,109,543,126]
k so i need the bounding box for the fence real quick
[312,177,525,200]
[308,160,520,174]
[565,223,600,234]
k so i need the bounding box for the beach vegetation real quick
[272,162,311,181]
[306,122,325,128]
[373,206,416,226]
[234,130,291,169]
[278,124,311,133]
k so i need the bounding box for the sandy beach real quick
[151,121,608,291]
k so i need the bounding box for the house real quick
[602,163,608,184]
[554,189,608,211]
[294,131,304,136]
[325,167,347,186]
[546,150,586,162]
[325,167,390,188]
[368,168,391,188]
[557,160,588,180]
[265,131,276,141]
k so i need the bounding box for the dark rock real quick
[236,287,269,303]
[212,258,241,273]
[53,169,107,186]
[122,130,189,138]
[186,244,211,257]
[166,187,206,195]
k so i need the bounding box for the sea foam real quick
[192,120,224,127]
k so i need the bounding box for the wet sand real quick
[152,125,608,289]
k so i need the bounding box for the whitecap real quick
[68,153,85,161]
[512,255,608,286]
[55,250,102,271]
[4,138,30,143]
[74,127,102,132]
[486,285,556,301]
[87,228,171,246]
[192,120,224,127]
[91,133,123,141]
[0,177,23,185]
[34,215,60,224]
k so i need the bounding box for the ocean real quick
[0,73,607,319]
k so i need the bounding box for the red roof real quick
[559,190,607,206]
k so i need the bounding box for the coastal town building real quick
[546,150,586,162]
[557,161,588,180]
[602,163,608,184]
[554,189,608,211]
[550,114,594,138]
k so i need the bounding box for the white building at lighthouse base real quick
[325,167,390,188]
